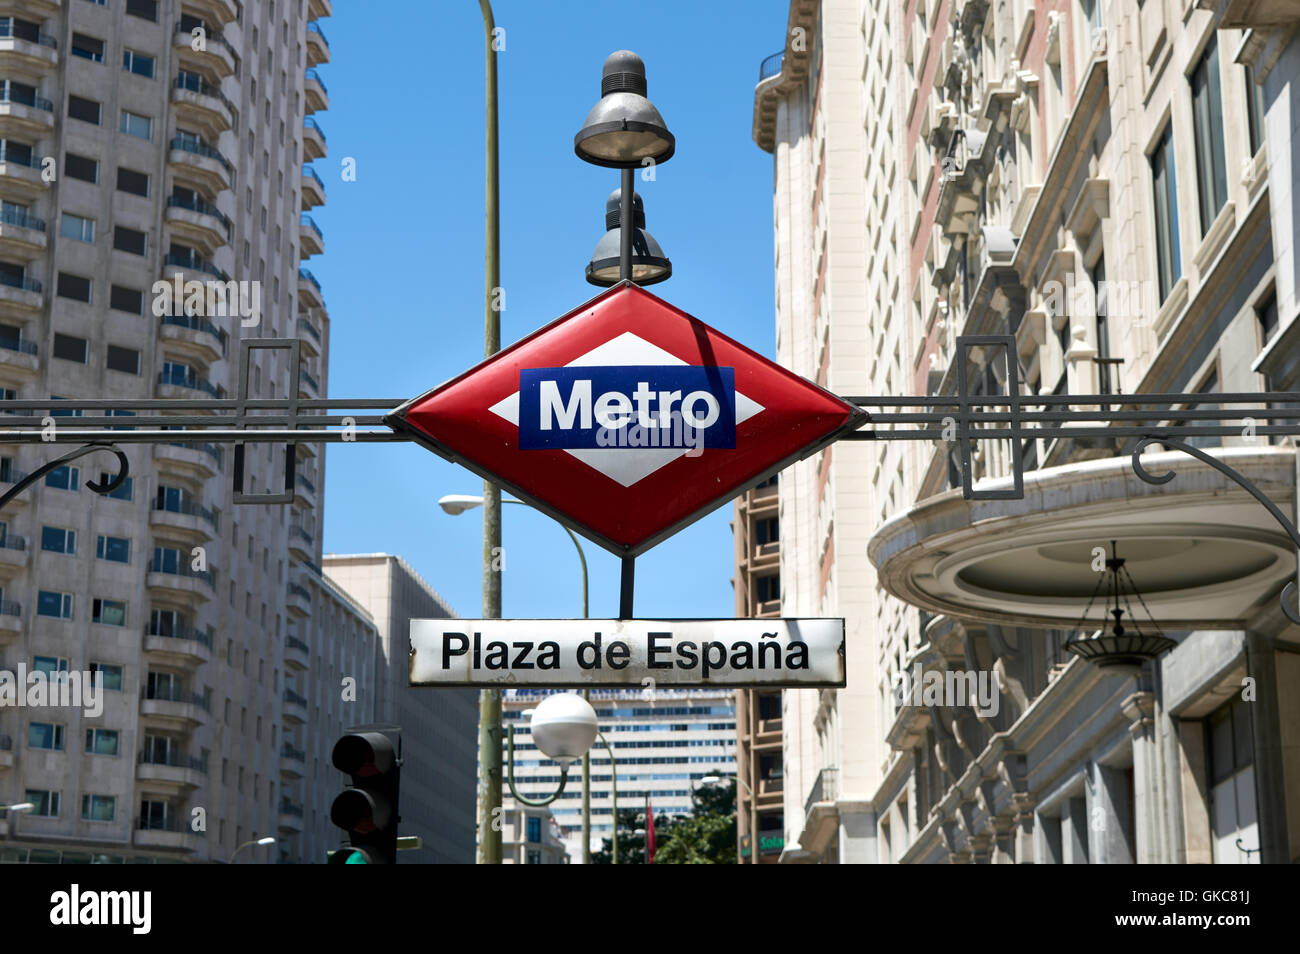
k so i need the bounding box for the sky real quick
[318,0,790,620]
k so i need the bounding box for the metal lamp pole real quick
[476,0,503,866]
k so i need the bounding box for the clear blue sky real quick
[319,0,789,619]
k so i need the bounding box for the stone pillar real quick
[1122,688,1160,863]
[836,801,876,864]
[1246,631,1291,864]
[1090,761,1135,863]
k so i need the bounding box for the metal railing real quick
[281,742,306,762]
[298,267,321,291]
[138,749,208,773]
[0,599,21,616]
[163,250,229,282]
[298,367,319,392]
[157,368,224,399]
[136,815,191,833]
[173,74,237,117]
[304,68,327,94]
[165,440,223,470]
[173,22,238,62]
[0,144,35,167]
[307,21,328,43]
[279,798,304,817]
[0,272,40,293]
[153,493,218,528]
[804,767,839,817]
[144,619,213,648]
[303,116,326,143]
[142,685,210,710]
[289,523,314,545]
[0,205,44,232]
[0,84,52,111]
[161,313,229,352]
[0,734,11,751]
[166,193,232,231]
[169,135,234,176]
[759,50,785,81]
[286,635,310,655]
[296,316,321,344]
[0,532,25,551]
[286,582,311,603]
[0,336,37,356]
[0,22,57,48]
[301,164,326,191]
[283,687,308,707]
[300,213,323,239]
[294,472,315,494]
[147,556,216,586]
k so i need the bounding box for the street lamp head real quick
[256,836,276,846]
[587,189,671,286]
[438,494,485,516]
[5,802,34,814]
[574,51,675,168]
[528,692,598,766]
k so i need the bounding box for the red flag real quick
[646,795,656,864]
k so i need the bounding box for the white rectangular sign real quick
[408,618,845,688]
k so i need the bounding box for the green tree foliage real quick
[591,781,737,864]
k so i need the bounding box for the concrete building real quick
[500,796,569,865]
[323,553,479,864]
[503,687,737,861]
[754,0,1300,863]
[0,0,339,863]
[731,475,785,862]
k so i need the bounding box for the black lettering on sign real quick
[443,632,469,669]
[607,640,630,670]
[537,641,560,669]
[758,633,780,669]
[578,632,603,669]
[648,632,673,669]
[512,642,534,669]
[484,640,509,669]
[675,640,697,670]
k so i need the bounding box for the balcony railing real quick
[0,144,35,167]
[286,635,310,655]
[136,815,189,833]
[298,367,319,392]
[304,68,327,94]
[0,599,21,616]
[166,193,232,233]
[281,742,306,762]
[286,582,312,604]
[759,50,784,81]
[0,205,44,232]
[145,619,213,648]
[153,493,218,529]
[161,313,229,353]
[300,213,323,239]
[147,556,216,587]
[163,251,229,282]
[0,336,36,355]
[298,267,321,291]
[0,734,11,751]
[294,472,316,494]
[173,22,238,62]
[138,749,208,773]
[0,84,52,111]
[165,440,223,471]
[142,685,210,710]
[283,687,308,707]
[169,135,235,178]
[0,272,40,293]
[0,532,26,552]
[307,21,328,43]
[302,164,325,190]
[0,22,57,48]
[296,316,321,344]
[303,116,326,144]
[279,798,304,817]
[804,767,839,817]
[173,74,237,116]
[157,368,224,398]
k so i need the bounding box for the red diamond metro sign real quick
[386,282,865,557]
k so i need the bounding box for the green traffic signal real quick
[327,847,371,865]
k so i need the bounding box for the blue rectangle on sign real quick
[518,365,736,450]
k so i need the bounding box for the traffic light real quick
[329,731,400,864]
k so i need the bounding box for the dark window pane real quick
[52,333,88,362]
[110,285,144,315]
[67,95,101,125]
[116,167,149,197]
[106,345,140,375]
[56,273,92,303]
[71,33,104,62]
[125,0,158,21]
[113,226,146,256]
[65,153,98,183]
[1191,37,1228,233]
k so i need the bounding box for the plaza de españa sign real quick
[386,282,865,557]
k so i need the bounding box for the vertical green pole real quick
[598,731,617,864]
[477,0,502,866]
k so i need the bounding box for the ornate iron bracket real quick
[1132,435,1300,625]
[0,442,130,512]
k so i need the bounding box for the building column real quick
[1246,631,1291,863]
[1122,688,1161,863]
[1090,761,1135,864]
[836,801,876,864]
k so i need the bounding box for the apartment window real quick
[70,33,105,62]
[92,598,127,627]
[1256,289,1278,345]
[113,226,147,256]
[110,285,143,315]
[755,517,779,546]
[53,336,90,369]
[119,110,152,140]
[60,213,94,243]
[526,815,542,843]
[28,723,64,751]
[1245,65,1266,157]
[40,526,76,555]
[106,344,140,375]
[756,574,780,603]
[89,663,123,691]
[98,473,132,501]
[56,274,92,304]
[37,591,73,619]
[125,0,158,21]
[1093,256,1113,394]
[33,655,69,677]
[116,167,150,197]
[65,153,99,183]
[96,535,130,563]
[85,728,120,755]
[68,95,101,125]
[122,50,155,79]
[81,795,116,822]
[44,465,78,491]
[1150,123,1181,303]
[1190,37,1228,234]
[25,790,59,817]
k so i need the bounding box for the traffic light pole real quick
[477,0,503,866]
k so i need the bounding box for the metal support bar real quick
[619,555,635,619]
[620,168,633,283]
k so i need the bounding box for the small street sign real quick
[408,618,845,688]
[387,282,865,556]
